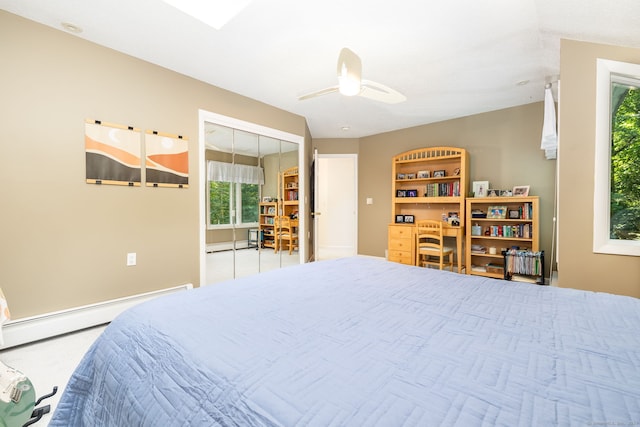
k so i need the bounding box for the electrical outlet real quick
[127,253,136,266]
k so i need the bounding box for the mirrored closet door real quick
[202,115,302,286]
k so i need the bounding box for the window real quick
[594,59,640,255]
[208,161,262,228]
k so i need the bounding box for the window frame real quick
[593,58,640,256]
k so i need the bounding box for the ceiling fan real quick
[298,48,406,104]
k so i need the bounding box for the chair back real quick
[275,216,292,233]
[415,219,444,251]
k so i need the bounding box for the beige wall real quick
[558,39,640,298]
[1,11,307,318]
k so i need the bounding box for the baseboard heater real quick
[207,240,251,253]
[1,283,193,350]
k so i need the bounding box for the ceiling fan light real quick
[338,74,361,96]
[337,48,362,96]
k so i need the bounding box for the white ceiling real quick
[3,0,640,138]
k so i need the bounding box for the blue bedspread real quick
[51,257,640,426]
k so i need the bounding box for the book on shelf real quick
[425,181,460,197]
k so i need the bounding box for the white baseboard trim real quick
[206,240,252,253]
[1,283,193,349]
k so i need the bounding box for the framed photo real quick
[397,173,406,180]
[508,209,520,219]
[487,206,507,219]
[406,173,416,180]
[406,189,418,197]
[472,181,489,197]
[513,185,530,196]
[395,214,404,223]
[417,170,430,179]
[396,189,406,197]
[403,215,415,224]
[433,170,446,178]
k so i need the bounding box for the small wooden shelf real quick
[466,196,540,283]
[259,202,278,248]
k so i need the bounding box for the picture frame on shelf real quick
[508,209,520,219]
[448,212,460,226]
[396,189,406,197]
[472,181,489,197]
[397,173,406,180]
[406,189,418,197]
[395,214,405,223]
[433,170,446,177]
[403,215,415,224]
[417,170,430,179]
[513,185,530,196]
[406,173,416,180]
[487,206,507,219]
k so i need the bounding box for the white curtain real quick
[540,86,558,160]
[207,160,264,184]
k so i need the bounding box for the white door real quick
[313,153,357,260]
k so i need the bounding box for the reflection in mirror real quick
[204,121,300,285]
[277,141,300,269]
[257,136,281,274]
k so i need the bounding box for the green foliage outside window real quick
[610,83,640,240]
[241,184,259,223]
[210,181,231,225]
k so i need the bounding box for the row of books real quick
[486,224,532,238]
[504,250,544,276]
[519,202,533,220]
[284,190,298,201]
[424,182,460,197]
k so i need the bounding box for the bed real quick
[50,256,640,426]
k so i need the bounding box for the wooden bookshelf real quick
[388,147,468,271]
[465,196,540,282]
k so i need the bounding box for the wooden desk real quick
[388,223,465,273]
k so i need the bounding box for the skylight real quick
[163,0,252,30]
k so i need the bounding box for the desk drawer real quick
[389,225,413,240]
[388,250,413,265]
[389,239,411,251]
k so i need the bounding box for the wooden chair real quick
[274,216,298,255]
[415,219,454,271]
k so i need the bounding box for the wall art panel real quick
[145,130,189,188]
[85,119,142,186]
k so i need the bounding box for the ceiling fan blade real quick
[337,48,362,96]
[359,79,407,104]
[297,86,339,101]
